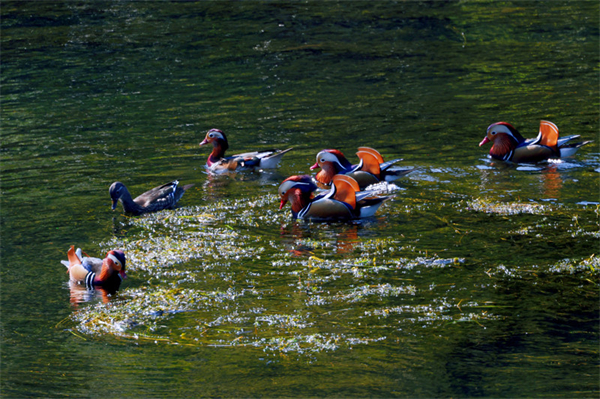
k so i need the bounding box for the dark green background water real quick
[2,1,598,397]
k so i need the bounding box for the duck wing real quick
[298,197,354,219]
[134,181,180,208]
[537,120,559,148]
[229,148,293,169]
[331,175,359,209]
[356,148,382,177]
[258,148,293,169]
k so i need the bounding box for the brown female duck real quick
[109,180,193,215]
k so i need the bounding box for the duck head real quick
[310,149,353,185]
[200,128,229,149]
[104,249,127,280]
[278,175,318,214]
[200,129,229,165]
[109,182,126,210]
[480,122,525,159]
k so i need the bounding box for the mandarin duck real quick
[278,174,392,220]
[109,180,193,215]
[480,120,592,163]
[61,246,126,291]
[199,128,293,172]
[310,147,412,189]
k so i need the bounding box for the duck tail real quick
[63,245,82,272]
[380,158,403,171]
[261,148,293,168]
[559,140,593,158]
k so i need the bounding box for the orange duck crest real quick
[106,249,127,279]
[311,149,352,171]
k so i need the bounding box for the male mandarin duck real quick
[310,147,412,189]
[109,180,193,215]
[61,246,126,291]
[199,128,293,172]
[480,120,592,163]
[278,174,392,220]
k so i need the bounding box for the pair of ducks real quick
[107,128,294,216]
[70,129,293,290]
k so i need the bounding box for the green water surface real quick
[2,1,599,397]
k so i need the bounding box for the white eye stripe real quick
[108,253,122,268]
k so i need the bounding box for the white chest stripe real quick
[85,271,96,289]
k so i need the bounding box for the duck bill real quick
[279,198,288,210]
[111,200,118,210]
[119,270,128,279]
[199,138,209,146]
[479,137,491,147]
[309,162,320,170]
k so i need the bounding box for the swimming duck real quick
[480,120,592,163]
[310,147,412,189]
[61,246,126,291]
[278,174,392,220]
[199,128,293,172]
[109,180,193,215]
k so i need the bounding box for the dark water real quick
[2,1,599,397]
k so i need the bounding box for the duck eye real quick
[491,131,497,135]
[320,158,325,162]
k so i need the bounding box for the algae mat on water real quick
[64,190,599,356]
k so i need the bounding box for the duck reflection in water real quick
[67,282,118,306]
[202,169,287,202]
[540,163,563,199]
[281,223,360,256]
[478,161,564,199]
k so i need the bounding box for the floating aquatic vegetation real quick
[70,286,238,339]
[548,254,599,275]
[482,254,599,280]
[66,189,597,355]
[465,198,551,215]
[334,283,416,303]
